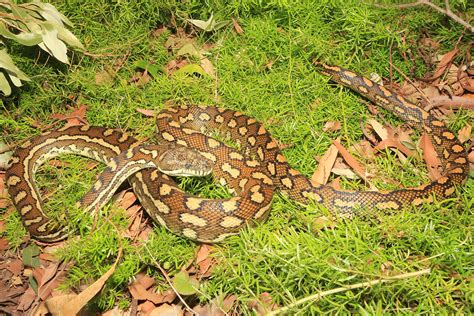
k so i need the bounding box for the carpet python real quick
[5,63,469,243]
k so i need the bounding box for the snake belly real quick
[6,64,469,243]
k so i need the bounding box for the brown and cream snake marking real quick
[6,63,469,243]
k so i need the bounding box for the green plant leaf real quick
[0,23,42,46]
[172,271,199,295]
[23,244,41,268]
[0,49,30,80]
[134,60,161,78]
[188,14,229,32]
[57,27,84,50]
[40,22,69,64]
[176,43,203,58]
[172,63,207,77]
[0,71,12,95]
[32,1,73,27]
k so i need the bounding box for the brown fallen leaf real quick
[457,124,471,144]
[50,105,88,128]
[311,141,339,185]
[429,48,458,82]
[115,191,138,210]
[165,59,188,75]
[17,286,36,311]
[232,17,244,34]
[129,71,152,87]
[136,108,157,117]
[150,303,183,316]
[200,58,216,78]
[7,259,23,275]
[322,120,341,132]
[0,238,9,250]
[138,300,155,314]
[374,139,413,157]
[44,248,122,315]
[419,133,442,180]
[332,140,372,184]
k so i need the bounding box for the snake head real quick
[157,145,214,177]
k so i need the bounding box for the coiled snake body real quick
[6,64,469,242]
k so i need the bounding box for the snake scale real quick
[5,63,469,243]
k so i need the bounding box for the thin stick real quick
[268,268,431,315]
[375,0,473,33]
[388,62,430,106]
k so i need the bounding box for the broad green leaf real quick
[172,271,199,295]
[0,71,12,95]
[57,27,84,50]
[41,2,73,26]
[0,23,42,46]
[188,15,215,31]
[173,64,207,77]
[23,244,41,267]
[188,14,229,32]
[40,22,69,64]
[134,60,161,78]
[0,49,29,80]
[7,72,22,87]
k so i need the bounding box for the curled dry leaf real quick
[50,104,88,128]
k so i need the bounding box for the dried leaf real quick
[150,303,183,316]
[232,18,244,34]
[44,248,122,315]
[311,142,338,185]
[430,48,458,81]
[457,124,471,144]
[367,119,389,140]
[322,121,341,132]
[332,140,371,183]
[6,259,23,275]
[115,191,137,210]
[50,105,88,127]
[419,133,442,180]
[200,58,216,77]
[374,139,413,157]
[17,286,36,311]
[196,244,212,264]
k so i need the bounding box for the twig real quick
[388,61,431,106]
[267,269,431,315]
[375,0,473,33]
[426,95,474,110]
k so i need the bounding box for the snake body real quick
[6,64,469,242]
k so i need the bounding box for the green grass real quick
[1,0,473,313]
